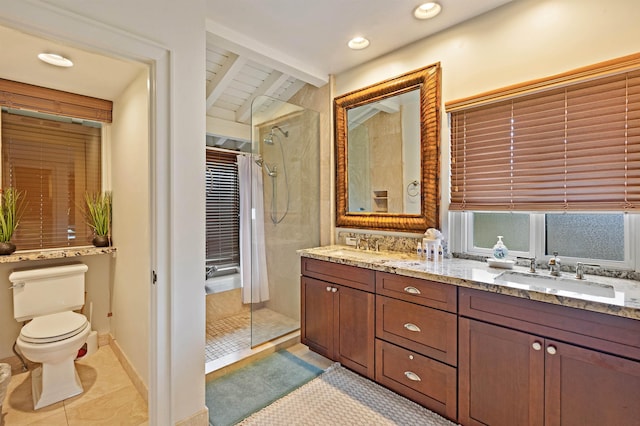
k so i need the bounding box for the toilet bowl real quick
[17,311,91,409]
[10,264,90,410]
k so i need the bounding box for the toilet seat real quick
[20,311,88,344]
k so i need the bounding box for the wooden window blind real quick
[205,149,240,268]
[0,78,112,123]
[1,111,101,249]
[448,54,640,212]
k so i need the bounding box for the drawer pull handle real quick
[326,286,332,292]
[404,286,421,295]
[532,341,542,351]
[547,345,557,355]
[404,371,421,382]
[404,323,421,333]
[331,287,338,293]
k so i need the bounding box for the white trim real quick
[455,211,635,272]
[149,51,172,426]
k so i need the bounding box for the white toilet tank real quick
[10,264,88,322]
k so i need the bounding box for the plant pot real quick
[0,242,16,255]
[92,235,110,247]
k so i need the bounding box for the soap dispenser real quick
[492,236,509,259]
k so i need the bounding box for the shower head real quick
[263,125,288,144]
[255,157,277,176]
[272,125,289,138]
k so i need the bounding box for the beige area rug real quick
[239,363,458,425]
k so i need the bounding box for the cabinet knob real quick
[403,323,421,333]
[546,345,557,355]
[532,341,542,351]
[404,371,421,382]
[331,287,338,293]
[326,286,332,292]
[403,286,421,295]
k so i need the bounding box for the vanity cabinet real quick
[300,258,375,378]
[374,272,458,421]
[459,287,640,426]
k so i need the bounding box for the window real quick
[545,213,624,261]
[472,212,530,252]
[447,53,640,268]
[1,110,101,250]
[468,212,627,264]
[205,149,240,269]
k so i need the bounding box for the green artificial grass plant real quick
[0,187,25,243]
[85,191,112,237]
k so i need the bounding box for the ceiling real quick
[0,25,144,102]
[204,0,513,149]
[1,0,514,150]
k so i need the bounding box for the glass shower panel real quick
[249,95,320,347]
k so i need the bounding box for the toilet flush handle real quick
[8,282,24,290]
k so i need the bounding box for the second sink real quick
[494,270,615,298]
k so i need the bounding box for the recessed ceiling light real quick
[37,53,74,67]
[414,2,442,19]
[348,36,370,50]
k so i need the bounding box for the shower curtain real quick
[238,155,270,304]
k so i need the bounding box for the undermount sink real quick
[327,248,388,259]
[494,270,615,298]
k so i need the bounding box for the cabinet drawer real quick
[301,257,375,292]
[460,287,640,361]
[376,339,457,422]
[376,296,457,366]
[376,271,456,312]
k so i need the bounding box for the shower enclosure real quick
[247,95,320,347]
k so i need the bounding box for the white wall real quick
[0,255,113,359]
[335,0,640,234]
[110,69,151,385]
[0,1,207,424]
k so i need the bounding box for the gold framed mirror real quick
[334,63,441,232]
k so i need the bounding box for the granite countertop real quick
[0,246,117,263]
[299,245,640,321]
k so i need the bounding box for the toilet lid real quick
[20,311,88,344]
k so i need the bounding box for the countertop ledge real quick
[0,246,117,263]
[298,245,640,321]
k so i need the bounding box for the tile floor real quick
[205,307,299,363]
[284,343,333,371]
[1,345,148,425]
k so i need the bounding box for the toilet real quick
[10,263,91,410]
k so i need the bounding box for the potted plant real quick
[0,187,25,255]
[85,191,112,247]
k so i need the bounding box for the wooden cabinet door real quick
[545,339,640,426]
[300,276,334,359]
[459,318,544,426]
[334,284,375,379]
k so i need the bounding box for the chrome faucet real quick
[548,252,561,276]
[575,262,600,280]
[517,256,537,273]
[356,237,369,251]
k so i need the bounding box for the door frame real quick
[0,2,171,423]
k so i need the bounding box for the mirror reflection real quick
[347,89,421,214]
[334,63,441,232]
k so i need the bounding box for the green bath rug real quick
[205,350,323,426]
